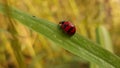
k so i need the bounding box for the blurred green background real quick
[0,0,120,68]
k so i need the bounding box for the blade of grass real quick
[0,31,8,68]
[0,4,120,68]
[90,25,114,68]
[96,25,113,52]
[2,1,26,68]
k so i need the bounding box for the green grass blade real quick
[0,4,120,68]
[90,26,114,68]
[96,25,113,52]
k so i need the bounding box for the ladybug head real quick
[59,21,66,25]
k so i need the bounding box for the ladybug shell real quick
[59,21,76,35]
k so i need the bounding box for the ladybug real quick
[59,21,76,35]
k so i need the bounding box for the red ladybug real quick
[59,21,76,35]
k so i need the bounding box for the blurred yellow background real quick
[0,0,120,68]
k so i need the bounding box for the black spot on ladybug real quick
[63,24,69,29]
[67,27,74,33]
[59,21,76,36]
